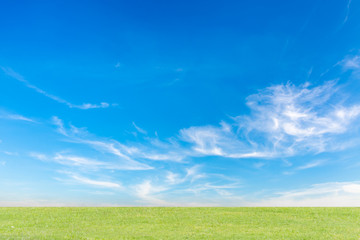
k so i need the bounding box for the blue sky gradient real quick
[1,0,360,206]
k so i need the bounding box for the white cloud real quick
[236,81,360,155]
[31,151,147,171]
[177,80,360,160]
[179,125,264,158]
[283,159,327,175]
[1,67,113,110]
[138,137,186,162]
[129,165,240,205]
[53,153,148,171]
[165,172,181,184]
[71,175,122,189]
[1,151,18,156]
[253,181,360,206]
[45,78,360,205]
[296,159,326,170]
[343,0,352,25]
[51,117,153,170]
[133,180,169,205]
[341,55,360,71]
[74,102,110,110]
[51,80,360,167]
[54,154,106,167]
[186,183,239,195]
[185,165,206,183]
[0,110,36,123]
[165,165,205,185]
[342,183,360,193]
[180,126,227,156]
[52,116,186,164]
[253,162,265,169]
[58,172,122,189]
[52,116,68,136]
[29,152,48,161]
[141,153,184,162]
[132,122,147,135]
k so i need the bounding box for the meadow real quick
[0,207,359,239]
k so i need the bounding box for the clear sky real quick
[1,0,360,206]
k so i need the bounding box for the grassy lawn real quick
[0,207,359,239]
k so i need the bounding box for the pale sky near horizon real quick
[1,0,360,206]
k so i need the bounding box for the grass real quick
[0,207,359,239]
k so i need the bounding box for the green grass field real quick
[0,207,359,239]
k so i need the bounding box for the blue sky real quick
[1,0,360,206]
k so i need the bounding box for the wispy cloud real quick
[179,122,271,158]
[166,165,205,185]
[71,175,122,189]
[341,55,360,71]
[51,116,68,136]
[283,159,327,175]
[186,182,239,195]
[132,122,147,135]
[1,67,113,110]
[52,116,153,170]
[178,81,360,159]
[1,151,18,156]
[343,0,352,25]
[138,137,187,162]
[43,78,360,206]
[31,151,145,171]
[52,116,185,163]
[130,164,241,206]
[53,153,129,170]
[130,165,236,206]
[235,81,360,155]
[29,152,48,161]
[51,79,360,167]
[58,172,122,189]
[133,180,169,205]
[174,79,360,162]
[0,110,36,123]
[253,181,360,206]
[296,159,326,170]
[74,102,111,110]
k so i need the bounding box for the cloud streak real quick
[52,116,186,163]
[1,67,112,110]
[131,165,240,206]
[343,0,352,25]
[0,110,36,123]
[52,153,145,171]
[132,122,147,135]
[71,175,122,189]
[341,55,360,72]
[253,181,360,206]
[178,81,360,159]
[133,180,170,205]
[42,79,360,205]
[51,79,360,167]
[52,116,153,170]
[57,172,122,189]
[235,81,360,156]
[296,159,326,170]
